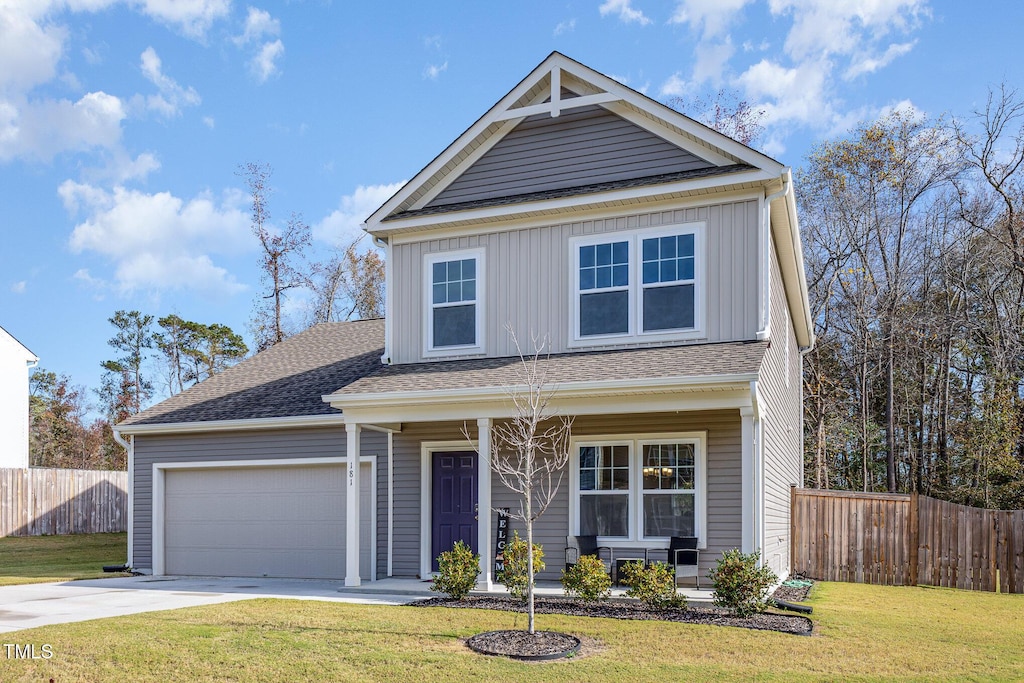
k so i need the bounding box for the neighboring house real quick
[117,52,814,588]
[0,325,38,469]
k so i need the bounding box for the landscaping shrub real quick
[709,548,778,617]
[561,554,612,602]
[620,560,686,609]
[430,540,480,600]
[496,531,544,601]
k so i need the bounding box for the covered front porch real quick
[323,344,770,591]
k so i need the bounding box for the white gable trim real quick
[366,52,784,233]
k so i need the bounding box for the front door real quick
[431,451,478,572]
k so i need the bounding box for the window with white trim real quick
[572,223,703,345]
[574,433,706,544]
[425,249,484,353]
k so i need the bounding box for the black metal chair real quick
[564,535,612,573]
[666,536,700,588]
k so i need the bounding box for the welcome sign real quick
[493,508,510,575]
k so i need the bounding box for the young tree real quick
[470,325,573,635]
[240,162,311,350]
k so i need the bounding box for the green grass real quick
[0,532,128,585]
[2,581,1022,682]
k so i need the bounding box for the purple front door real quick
[431,451,478,572]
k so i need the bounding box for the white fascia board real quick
[324,372,758,407]
[390,187,766,246]
[342,388,754,425]
[375,168,776,236]
[768,171,814,349]
[117,413,345,435]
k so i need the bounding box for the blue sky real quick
[2,0,1021,413]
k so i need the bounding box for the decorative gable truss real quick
[365,51,789,234]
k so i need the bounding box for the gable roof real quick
[118,320,383,428]
[0,324,37,362]
[365,52,785,237]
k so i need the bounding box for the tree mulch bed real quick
[410,594,813,636]
[466,630,581,660]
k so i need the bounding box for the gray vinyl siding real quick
[427,105,713,208]
[387,410,740,581]
[131,426,387,575]
[759,243,803,578]
[391,199,760,363]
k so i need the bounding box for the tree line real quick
[800,87,1024,509]
[28,162,385,470]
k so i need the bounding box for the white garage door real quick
[163,463,372,580]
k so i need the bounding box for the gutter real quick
[371,230,392,365]
[756,171,791,341]
[112,429,133,570]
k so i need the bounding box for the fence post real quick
[909,491,919,586]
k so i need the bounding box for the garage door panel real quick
[163,464,370,580]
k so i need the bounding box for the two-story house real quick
[0,324,38,469]
[118,53,813,588]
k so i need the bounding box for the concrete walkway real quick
[0,576,426,634]
[0,575,714,633]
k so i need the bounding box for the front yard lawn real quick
[3,581,1022,682]
[0,532,127,586]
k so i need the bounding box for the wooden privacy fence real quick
[0,467,127,537]
[791,487,1024,593]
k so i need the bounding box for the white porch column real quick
[740,406,755,554]
[345,422,361,587]
[477,417,493,591]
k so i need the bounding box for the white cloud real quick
[234,6,279,45]
[251,39,284,82]
[313,182,406,247]
[769,0,927,61]
[0,91,126,162]
[669,0,752,37]
[134,0,231,39]
[202,116,215,128]
[599,0,652,26]
[845,40,915,79]
[423,34,442,50]
[64,182,252,296]
[659,72,689,98]
[423,61,448,80]
[735,58,832,127]
[554,18,576,35]
[0,7,66,92]
[691,37,735,86]
[139,47,200,117]
[10,281,26,294]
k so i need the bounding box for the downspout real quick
[112,429,133,569]
[387,431,393,577]
[750,380,765,564]
[756,171,792,341]
[371,231,392,365]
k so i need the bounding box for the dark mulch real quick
[410,595,813,636]
[466,630,580,659]
[771,577,814,604]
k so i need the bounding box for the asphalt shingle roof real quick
[385,164,756,221]
[332,339,768,397]
[120,319,384,426]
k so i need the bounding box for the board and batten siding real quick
[390,199,760,364]
[759,242,804,578]
[132,426,387,575]
[388,411,741,580]
[427,105,713,208]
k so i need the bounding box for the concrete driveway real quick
[0,576,427,633]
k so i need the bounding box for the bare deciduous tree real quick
[467,325,573,635]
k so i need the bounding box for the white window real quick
[573,433,707,546]
[571,223,704,346]
[424,248,484,354]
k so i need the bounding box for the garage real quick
[160,462,373,580]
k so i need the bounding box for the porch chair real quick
[666,536,701,588]
[564,535,612,574]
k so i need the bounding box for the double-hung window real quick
[572,223,703,345]
[574,433,706,544]
[425,248,484,353]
